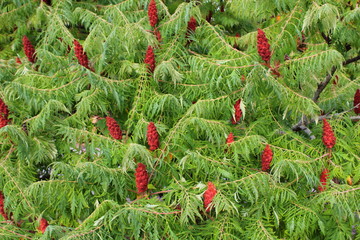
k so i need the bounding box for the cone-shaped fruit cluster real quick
[186,17,197,37]
[144,46,156,73]
[318,168,329,192]
[22,36,37,63]
[73,40,90,69]
[354,89,360,114]
[257,29,271,63]
[322,119,336,149]
[38,218,49,233]
[261,144,273,171]
[203,182,217,212]
[135,163,149,193]
[0,192,8,220]
[226,133,234,145]
[231,99,242,124]
[0,98,9,128]
[148,0,158,28]
[106,116,122,140]
[147,122,159,150]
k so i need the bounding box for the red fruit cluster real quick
[148,0,158,28]
[231,99,242,124]
[0,98,9,128]
[144,46,156,73]
[0,192,8,220]
[135,163,149,193]
[322,119,336,149]
[73,40,90,70]
[106,116,122,140]
[226,132,234,145]
[42,0,51,5]
[257,29,271,63]
[38,218,49,233]
[22,36,37,63]
[203,182,217,212]
[318,168,329,192]
[261,144,273,171]
[186,17,197,37]
[147,122,159,150]
[16,57,22,64]
[354,89,360,114]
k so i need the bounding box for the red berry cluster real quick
[186,17,197,37]
[106,116,122,140]
[354,89,360,114]
[257,29,271,63]
[42,0,51,5]
[0,98,9,128]
[148,0,158,28]
[38,218,49,233]
[144,46,156,73]
[231,99,242,124]
[203,182,217,212]
[16,57,22,64]
[135,163,149,193]
[73,40,90,70]
[22,36,37,63]
[147,122,159,150]
[261,144,273,172]
[226,132,234,145]
[318,168,329,192]
[322,119,336,149]
[0,192,8,220]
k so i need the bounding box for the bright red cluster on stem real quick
[73,39,90,70]
[226,132,234,145]
[0,192,8,220]
[231,99,242,124]
[147,122,159,150]
[261,144,273,172]
[0,98,9,128]
[322,119,336,149]
[38,218,49,233]
[318,168,329,192]
[148,0,158,28]
[22,36,37,63]
[106,116,122,140]
[186,17,197,37]
[144,46,156,73]
[354,89,360,114]
[135,163,149,193]
[257,29,271,63]
[203,182,217,212]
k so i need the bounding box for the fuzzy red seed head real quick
[144,46,156,73]
[186,17,197,36]
[0,99,9,129]
[147,122,159,150]
[203,182,217,212]
[354,89,360,115]
[231,99,242,124]
[318,168,329,192]
[148,0,158,28]
[105,116,122,140]
[257,29,271,63]
[73,39,90,69]
[0,191,8,220]
[38,218,49,234]
[322,119,336,149]
[135,163,149,193]
[226,133,234,145]
[22,36,37,63]
[261,144,273,171]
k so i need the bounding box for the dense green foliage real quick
[0,0,359,239]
